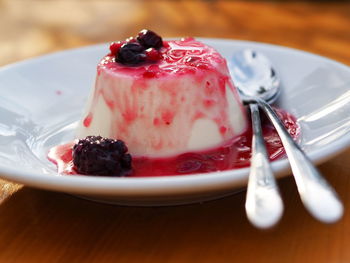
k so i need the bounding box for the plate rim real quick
[0,38,350,196]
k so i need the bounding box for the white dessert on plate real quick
[48,31,300,179]
[76,31,247,158]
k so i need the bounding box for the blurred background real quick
[0,0,349,67]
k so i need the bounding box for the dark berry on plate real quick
[72,135,132,176]
[137,29,163,49]
[116,42,146,65]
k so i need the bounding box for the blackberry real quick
[116,42,146,65]
[137,29,163,49]
[72,136,132,176]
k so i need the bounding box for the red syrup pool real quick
[48,108,299,177]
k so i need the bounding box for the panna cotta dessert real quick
[76,30,247,158]
[48,30,299,177]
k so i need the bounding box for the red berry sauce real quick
[48,108,299,177]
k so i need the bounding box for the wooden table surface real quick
[0,0,350,262]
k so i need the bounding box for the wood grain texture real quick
[0,0,350,262]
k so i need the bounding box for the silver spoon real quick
[230,49,343,227]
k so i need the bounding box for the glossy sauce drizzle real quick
[48,108,299,177]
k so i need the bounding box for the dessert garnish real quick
[111,29,163,65]
[72,135,132,176]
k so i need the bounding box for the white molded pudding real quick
[76,37,247,157]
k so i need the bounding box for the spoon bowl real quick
[230,49,280,103]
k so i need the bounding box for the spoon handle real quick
[256,98,343,223]
[246,103,284,228]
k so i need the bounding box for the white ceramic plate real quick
[0,38,350,206]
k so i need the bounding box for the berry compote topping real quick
[145,48,162,62]
[111,29,164,66]
[72,135,132,176]
[109,41,123,55]
[102,37,225,79]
